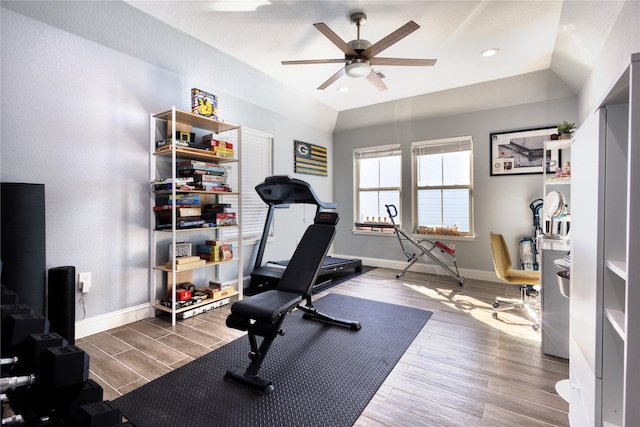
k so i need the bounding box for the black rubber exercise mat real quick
[112,293,432,427]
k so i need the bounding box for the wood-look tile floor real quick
[76,268,569,426]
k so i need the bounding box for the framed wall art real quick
[294,140,327,176]
[490,126,559,176]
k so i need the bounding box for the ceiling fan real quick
[281,12,437,91]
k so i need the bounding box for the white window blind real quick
[412,139,472,156]
[222,126,273,240]
[354,144,402,160]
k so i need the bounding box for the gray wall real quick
[1,0,638,331]
[0,6,334,322]
[333,97,578,276]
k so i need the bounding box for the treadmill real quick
[249,175,362,293]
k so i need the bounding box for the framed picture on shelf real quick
[490,126,559,176]
[169,242,191,260]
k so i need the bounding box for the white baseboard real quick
[76,262,500,339]
[331,254,501,283]
[75,303,152,339]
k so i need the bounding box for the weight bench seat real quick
[224,212,361,394]
[228,290,301,324]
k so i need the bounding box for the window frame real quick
[353,143,402,231]
[411,136,474,238]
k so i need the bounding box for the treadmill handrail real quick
[255,175,336,210]
[252,175,336,272]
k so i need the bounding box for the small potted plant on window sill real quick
[557,121,575,139]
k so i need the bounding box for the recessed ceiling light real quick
[337,87,349,92]
[481,48,500,57]
[210,1,271,12]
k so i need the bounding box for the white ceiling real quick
[124,0,625,112]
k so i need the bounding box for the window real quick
[354,144,402,226]
[222,126,273,241]
[412,136,473,236]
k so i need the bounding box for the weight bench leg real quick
[224,318,284,395]
[297,299,361,331]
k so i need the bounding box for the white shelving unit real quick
[148,107,242,326]
[542,138,572,236]
[570,52,639,427]
[538,137,572,359]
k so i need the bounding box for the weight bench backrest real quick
[276,212,338,297]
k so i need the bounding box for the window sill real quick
[352,229,475,242]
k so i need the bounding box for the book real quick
[188,174,227,183]
[220,244,233,261]
[168,194,201,204]
[216,212,237,226]
[202,133,230,144]
[150,177,194,185]
[213,146,234,158]
[177,164,228,174]
[155,219,206,230]
[197,252,219,262]
[191,88,219,119]
[153,204,194,211]
[178,207,201,217]
[156,138,189,148]
[165,258,207,270]
[177,160,221,168]
[173,255,201,264]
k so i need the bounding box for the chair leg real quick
[492,285,540,330]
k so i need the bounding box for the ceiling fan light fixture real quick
[345,59,371,78]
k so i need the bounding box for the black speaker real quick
[48,266,76,344]
[1,183,46,315]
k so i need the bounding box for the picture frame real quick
[490,126,559,176]
[294,140,328,176]
[169,242,191,260]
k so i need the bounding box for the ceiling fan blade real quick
[317,67,346,90]
[361,21,420,60]
[282,59,348,65]
[313,23,358,57]
[366,69,388,91]
[369,57,437,66]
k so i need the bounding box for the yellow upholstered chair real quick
[489,232,541,330]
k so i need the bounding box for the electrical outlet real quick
[79,272,91,293]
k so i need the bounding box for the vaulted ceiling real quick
[124,1,625,111]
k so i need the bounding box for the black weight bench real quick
[224,211,361,394]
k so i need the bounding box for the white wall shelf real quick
[606,260,628,280]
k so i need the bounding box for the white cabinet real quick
[539,237,570,359]
[570,52,639,427]
[148,107,243,326]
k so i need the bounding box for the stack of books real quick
[177,160,231,192]
[164,255,207,270]
[196,240,233,262]
[202,133,234,158]
[154,194,205,230]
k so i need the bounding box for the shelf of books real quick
[149,102,242,326]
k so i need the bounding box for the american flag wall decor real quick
[294,140,327,176]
